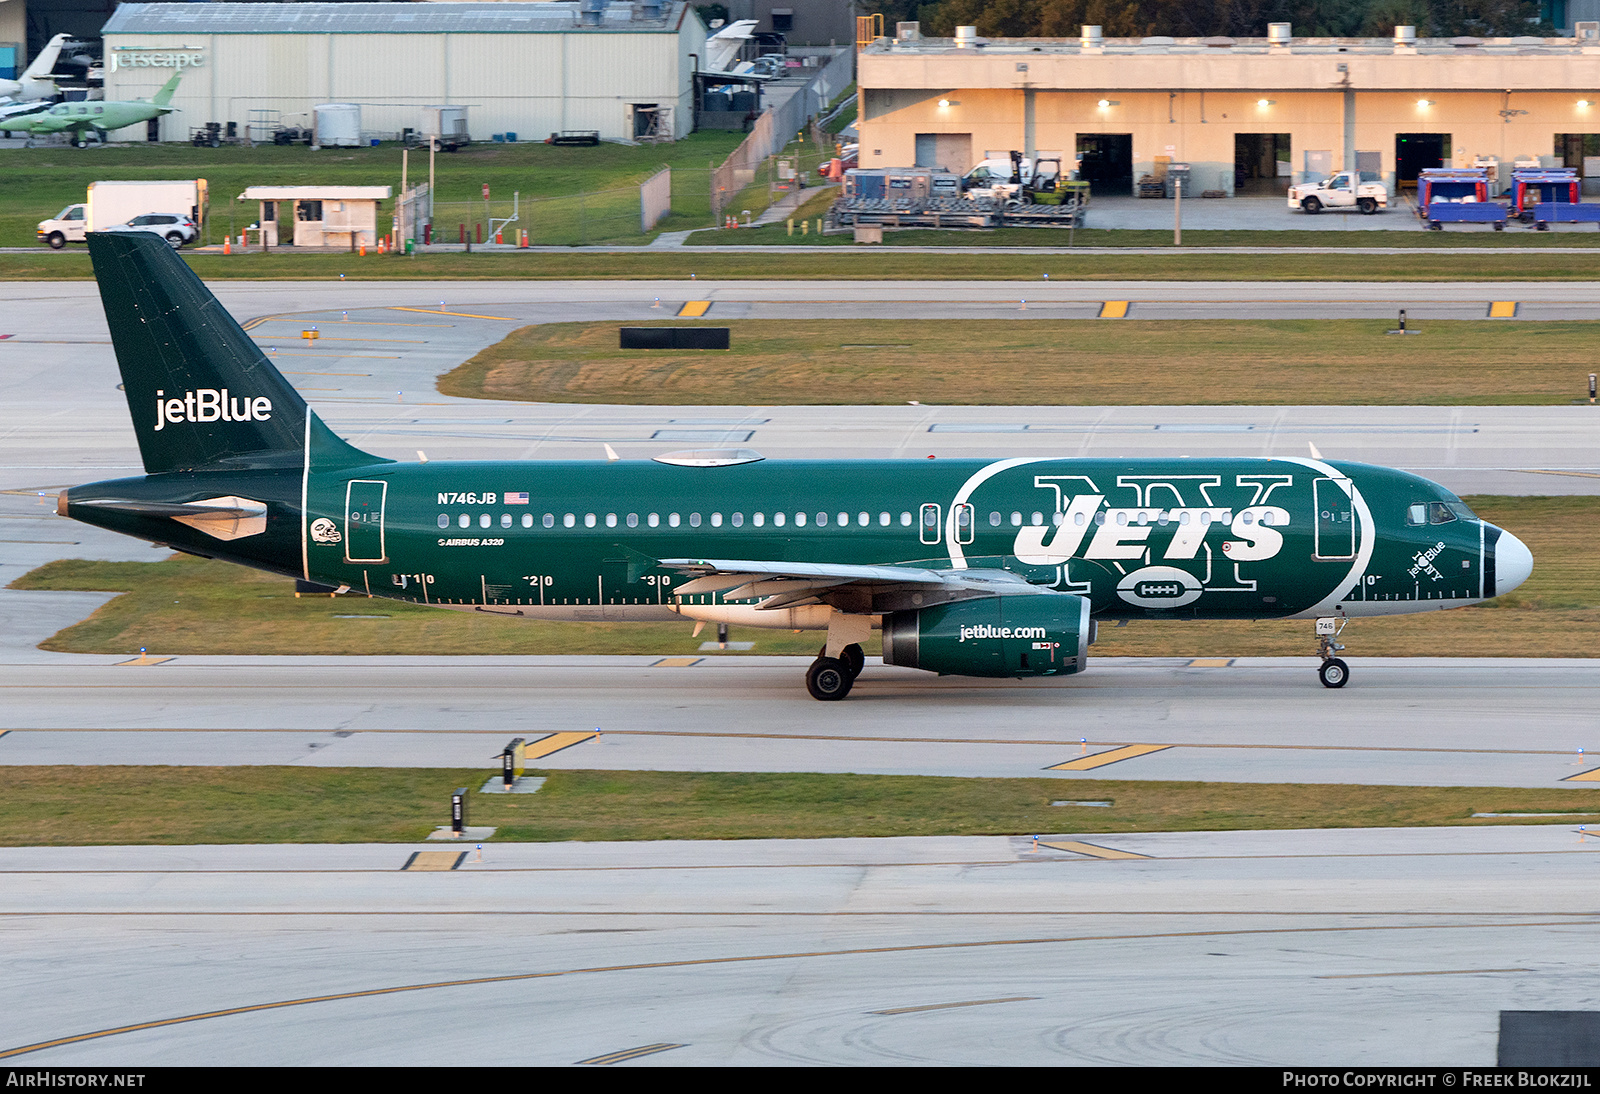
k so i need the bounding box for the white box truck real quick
[37,179,208,248]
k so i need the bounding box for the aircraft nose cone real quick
[1494,528,1533,598]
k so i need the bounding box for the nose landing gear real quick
[1316,616,1349,688]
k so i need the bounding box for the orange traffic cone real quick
[223,238,231,255]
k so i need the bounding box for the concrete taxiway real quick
[1,654,1597,788]
[3,280,1599,501]
[4,827,1599,1065]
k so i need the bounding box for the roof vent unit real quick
[652,449,766,468]
[896,21,921,41]
[1450,36,1484,48]
[1578,20,1600,40]
[1267,22,1291,47]
[954,25,979,48]
[581,0,605,27]
[639,0,664,19]
[1080,24,1103,52]
[1394,25,1416,42]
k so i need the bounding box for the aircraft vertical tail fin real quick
[151,72,182,107]
[87,230,378,474]
[21,34,67,83]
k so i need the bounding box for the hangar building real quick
[99,1,706,143]
[858,23,1600,195]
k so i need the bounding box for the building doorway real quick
[1077,134,1132,194]
[1555,133,1600,175]
[631,104,659,139]
[914,133,972,174]
[1234,133,1291,193]
[1395,133,1451,186]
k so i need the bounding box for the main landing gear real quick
[1316,616,1349,689]
[807,643,865,701]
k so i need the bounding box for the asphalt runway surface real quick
[2,278,1599,1064]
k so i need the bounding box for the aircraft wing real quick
[660,557,1037,612]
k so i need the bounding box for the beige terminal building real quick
[857,23,1600,195]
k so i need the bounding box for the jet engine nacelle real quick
[881,593,1091,678]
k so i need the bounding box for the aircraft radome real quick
[60,233,1533,700]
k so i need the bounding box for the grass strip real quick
[441,318,1600,407]
[1,767,1597,846]
[8,497,1593,659]
[0,134,747,249]
[13,248,1600,282]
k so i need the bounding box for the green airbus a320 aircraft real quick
[0,72,181,146]
[61,233,1532,700]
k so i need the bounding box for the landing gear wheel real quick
[840,643,865,679]
[1302,196,1323,214]
[1319,658,1350,689]
[806,657,853,701]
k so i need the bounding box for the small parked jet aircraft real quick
[60,233,1532,699]
[0,71,180,145]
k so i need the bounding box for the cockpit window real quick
[1409,498,1477,526]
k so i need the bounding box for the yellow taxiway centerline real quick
[389,307,517,321]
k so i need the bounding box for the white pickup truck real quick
[1286,172,1388,215]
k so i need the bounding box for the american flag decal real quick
[506,491,529,504]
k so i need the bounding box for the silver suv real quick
[102,213,199,250]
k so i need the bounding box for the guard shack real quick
[240,185,391,247]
